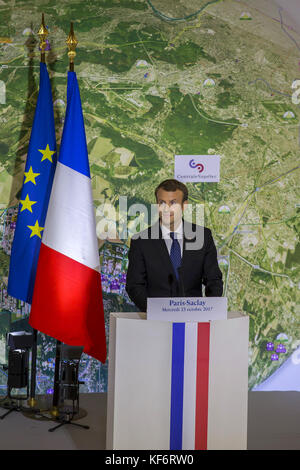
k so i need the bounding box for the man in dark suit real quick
[126,179,223,312]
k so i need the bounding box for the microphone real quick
[177,267,185,297]
[168,273,174,297]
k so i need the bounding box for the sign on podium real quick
[106,297,249,450]
[147,296,227,322]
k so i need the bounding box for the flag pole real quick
[27,13,49,410]
[51,340,61,417]
[51,22,78,418]
[66,21,78,72]
[37,13,48,65]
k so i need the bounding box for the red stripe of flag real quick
[195,322,210,450]
[29,243,106,363]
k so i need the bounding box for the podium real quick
[106,307,249,450]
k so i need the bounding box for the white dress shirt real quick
[160,221,183,257]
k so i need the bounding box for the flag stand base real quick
[47,342,88,432]
[50,406,60,418]
[28,397,37,409]
[0,398,40,420]
[48,410,90,432]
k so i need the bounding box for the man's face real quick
[156,188,187,229]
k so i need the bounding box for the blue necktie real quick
[170,232,181,280]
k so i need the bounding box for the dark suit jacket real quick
[126,220,223,312]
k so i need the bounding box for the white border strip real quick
[182,322,198,450]
[42,162,100,271]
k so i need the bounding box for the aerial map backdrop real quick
[0,0,299,393]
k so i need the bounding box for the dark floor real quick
[0,392,299,450]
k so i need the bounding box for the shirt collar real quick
[160,220,183,239]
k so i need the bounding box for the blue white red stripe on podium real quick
[170,322,210,450]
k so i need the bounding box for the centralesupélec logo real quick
[189,159,204,173]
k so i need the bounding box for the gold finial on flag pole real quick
[66,22,78,71]
[37,13,48,63]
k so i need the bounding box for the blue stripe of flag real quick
[170,322,185,450]
[58,71,90,178]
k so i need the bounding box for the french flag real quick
[29,71,106,363]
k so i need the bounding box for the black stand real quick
[0,384,40,420]
[48,410,89,432]
[0,333,39,419]
[48,344,88,433]
[0,398,28,420]
[29,328,38,408]
[52,339,62,414]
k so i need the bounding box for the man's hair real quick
[155,179,188,203]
